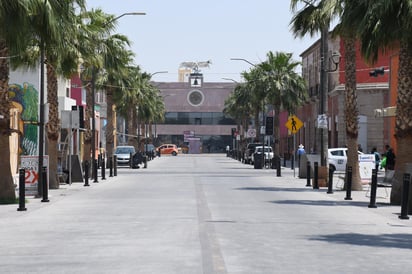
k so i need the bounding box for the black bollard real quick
[17,169,27,211]
[368,169,378,208]
[93,159,98,183]
[276,159,281,177]
[306,161,311,187]
[41,167,49,203]
[344,166,353,200]
[114,155,117,176]
[101,157,106,180]
[291,155,294,170]
[399,173,410,220]
[143,156,148,168]
[109,157,113,177]
[283,157,286,167]
[327,167,334,194]
[84,160,90,187]
[313,162,319,189]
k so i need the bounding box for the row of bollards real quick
[17,154,122,212]
[305,162,411,220]
[17,166,49,211]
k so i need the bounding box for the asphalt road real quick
[0,154,411,274]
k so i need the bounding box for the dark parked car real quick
[244,143,262,164]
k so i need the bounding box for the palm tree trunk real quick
[83,84,92,162]
[254,110,260,143]
[106,87,115,158]
[46,63,60,189]
[344,36,362,191]
[391,39,412,210]
[273,106,280,158]
[0,40,16,201]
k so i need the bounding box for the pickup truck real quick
[251,146,274,165]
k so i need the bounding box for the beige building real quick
[154,81,236,153]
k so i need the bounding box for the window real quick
[164,112,236,125]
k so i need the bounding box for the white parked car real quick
[251,146,274,165]
[328,148,363,172]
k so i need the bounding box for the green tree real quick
[78,9,132,161]
[29,0,85,189]
[347,0,412,208]
[241,69,267,143]
[114,65,146,150]
[0,0,32,201]
[224,82,253,153]
[290,0,363,190]
[259,51,307,159]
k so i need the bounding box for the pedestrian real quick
[371,147,380,171]
[297,144,305,166]
[358,144,363,152]
[384,144,396,171]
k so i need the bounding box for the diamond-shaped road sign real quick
[285,115,303,134]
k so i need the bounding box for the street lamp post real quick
[319,27,329,167]
[319,28,341,167]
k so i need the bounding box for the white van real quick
[328,148,363,172]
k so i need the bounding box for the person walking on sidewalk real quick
[384,144,396,171]
[371,147,380,171]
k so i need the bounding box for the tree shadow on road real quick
[235,187,315,193]
[269,199,392,208]
[309,233,412,249]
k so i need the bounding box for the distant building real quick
[154,81,236,153]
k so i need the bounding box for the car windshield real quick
[115,147,135,154]
[256,147,272,153]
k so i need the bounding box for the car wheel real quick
[329,165,336,173]
[172,151,177,156]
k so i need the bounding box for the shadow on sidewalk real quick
[269,199,393,208]
[235,187,315,193]
[309,233,412,249]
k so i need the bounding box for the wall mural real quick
[8,83,39,156]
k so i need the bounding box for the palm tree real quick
[114,65,145,150]
[242,69,267,142]
[0,0,32,201]
[76,9,132,165]
[290,0,364,190]
[347,0,412,207]
[39,1,85,189]
[97,34,134,158]
[224,82,253,157]
[258,51,307,160]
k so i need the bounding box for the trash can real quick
[131,152,143,169]
[254,152,263,169]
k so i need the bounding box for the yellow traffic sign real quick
[285,115,303,134]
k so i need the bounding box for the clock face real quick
[188,90,204,106]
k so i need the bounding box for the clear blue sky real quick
[85,0,318,82]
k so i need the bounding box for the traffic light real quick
[231,128,236,139]
[369,67,385,77]
[265,116,273,135]
[71,105,85,129]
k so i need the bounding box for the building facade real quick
[287,34,397,157]
[154,81,236,153]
